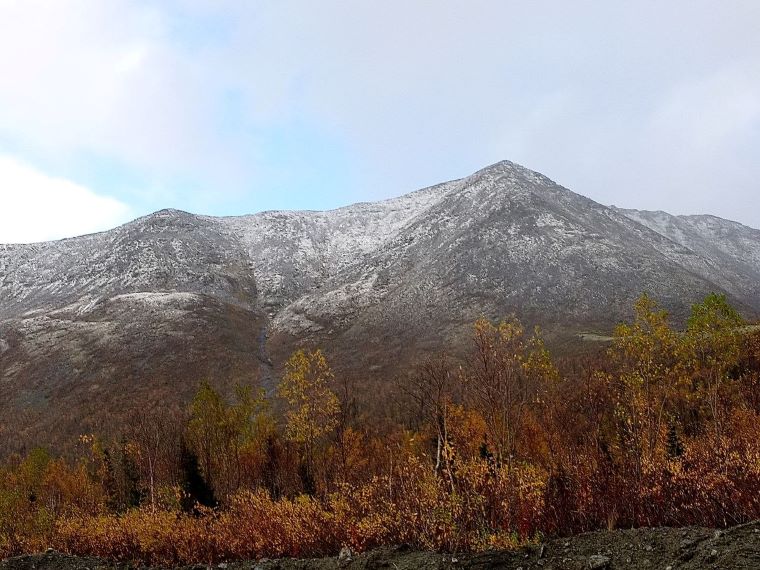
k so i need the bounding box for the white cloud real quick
[0,1,758,228]
[0,156,131,243]
[0,1,240,185]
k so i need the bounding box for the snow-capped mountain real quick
[1,160,759,452]
[616,208,760,306]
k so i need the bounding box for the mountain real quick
[616,208,760,307]
[1,160,759,453]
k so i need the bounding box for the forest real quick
[1,293,758,565]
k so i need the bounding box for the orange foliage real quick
[1,294,759,564]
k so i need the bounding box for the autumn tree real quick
[186,381,226,493]
[607,294,684,476]
[406,356,459,489]
[126,407,184,511]
[683,293,743,440]
[230,385,277,491]
[465,317,557,468]
[737,329,760,414]
[187,381,272,498]
[277,349,340,494]
[330,370,362,486]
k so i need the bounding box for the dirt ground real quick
[2,520,758,569]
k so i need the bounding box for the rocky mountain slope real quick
[618,208,760,307]
[1,160,759,452]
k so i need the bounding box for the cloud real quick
[213,1,760,225]
[0,1,758,229]
[0,156,131,243]
[0,1,244,187]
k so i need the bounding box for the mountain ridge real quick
[1,160,759,453]
[3,160,757,248]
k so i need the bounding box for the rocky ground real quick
[2,521,759,570]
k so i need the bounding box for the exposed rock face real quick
[1,160,759,452]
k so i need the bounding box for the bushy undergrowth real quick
[1,294,759,565]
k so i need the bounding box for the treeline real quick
[1,294,759,564]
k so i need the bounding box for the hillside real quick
[1,160,759,452]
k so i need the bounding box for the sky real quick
[0,1,758,243]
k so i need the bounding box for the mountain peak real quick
[124,208,201,232]
[152,208,194,217]
[470,159,557,189]
[475,159,524,175]
[144,208,198,221]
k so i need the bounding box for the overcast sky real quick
[0,1,758,243]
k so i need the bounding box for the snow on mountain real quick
[618,208,760,304]
[1,160,759,452]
